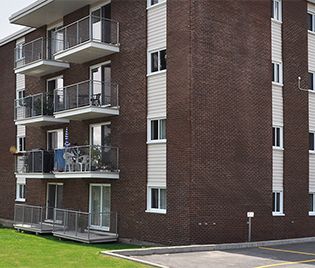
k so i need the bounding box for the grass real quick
[0,228,150,268]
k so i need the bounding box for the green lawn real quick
[0,228,150,268]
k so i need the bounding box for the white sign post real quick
[247,212,254,242]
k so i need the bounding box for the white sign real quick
[247,212,254,218]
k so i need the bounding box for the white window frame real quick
[147,117,166,144]
[309,193,315,216]
[47,129,64,150]
[17,136,26,153]
[272,0,282,22]
[272,62,283,86]
[146,186,166,214]
[16,182,26,202]
[147,0,166,8]
[272,126,283,149]
[309,12,315,33]
[89,122,111,145]
[272,191,284,216]
[309,72,315,91]
[147,48,167,75]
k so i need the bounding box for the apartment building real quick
[0,0,314,245]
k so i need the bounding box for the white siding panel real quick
[310,93,315,130]
[272,85,283,126]
[273,149,283,191]
[147,3,167,50]
[309,33,315,72]
[16,74,25,91]
[310,154,315,192]
[148,144,166,186]
[271,21,282,62]
[17,126,26,137]
[148,73,167,117]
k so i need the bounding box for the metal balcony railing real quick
[14,38,57,68]
[52,15,119,54]
[15,150,54,174]
[53,208,118,241]
[54,80,119,113]
[14,204,47,230]
[54,145,119,173]
[14,93,54,121]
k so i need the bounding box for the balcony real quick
[15,150,55,179]
[14,93,69,126]
[14,37,69,77]
[54,80,119,120]
[14,205,118,243]
[16,145,119,180]
[53,15,120,64]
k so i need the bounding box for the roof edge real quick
[0,27,35,47]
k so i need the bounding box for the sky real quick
[0,0,35,40]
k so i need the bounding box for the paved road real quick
[133,242,315,268]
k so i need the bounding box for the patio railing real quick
[54,145,119,173]
[15,92,54,121]
[53,209,118,239]
[14,204,47,229]
[54,80,119,113]
[53,15,119,55]
[15,150,54,174]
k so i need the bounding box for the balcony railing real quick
[15,150,54,174]
[54,80,119,113]
[54,145,119,174]
[52,15,119,55]
[53,209,118,243]
[15,93,54,121]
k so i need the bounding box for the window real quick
[310,132,315,151]
[272,62,283,85]
[272,127,283,149]
[148,0,162,7]
[16,183,25,202]
[15,43,24,62]
[147,187,166,213]
[47,129,64,150]
[17,136,26,152]
[90,122,111,146]
[148,118,166,142]
[272,0,282,22]
[272,191,283,215]
[309,13,315,32]
[310,193,315,215]
[149,49,167,74]
[309,73,314,91]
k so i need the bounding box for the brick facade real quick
[1,0,315,245]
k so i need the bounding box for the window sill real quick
[147,70,167,78]
[145,209,166,214]
[272,82,283,87]
[309,212,315,216]
[272,212,285,217]
[15,198,25,202]
[146,0,166,11]
[308,30,315,36]
[309,150,315,154]
[147,140,167,145]
[271,18,282,24]
[273,147,284,151]
[308,89,315,94]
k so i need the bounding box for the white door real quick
[89,184,111,231]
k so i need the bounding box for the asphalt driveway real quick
[133,242,315,268]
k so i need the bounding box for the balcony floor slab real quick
[15,116,69,126]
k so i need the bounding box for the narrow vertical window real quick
[310,132,315,151]
[272,62,283,84]
[272,0,282,22]
[272,127,283,149]
[147,187,167,213]
[309,193,314,213]
[149,119,167,142]
[309,73,314,90]
[309,13,314,32]
[149,49,167,74]
[272,191,283,215]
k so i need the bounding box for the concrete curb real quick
[103,236,315,257]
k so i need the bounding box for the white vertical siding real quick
[272,85,283,126]
[271,21,282,63]
[309,93,315,130]
[17,126,26,137]
[148,73,167,118]
[310,154,315,192]
[273,149,283,191]
[16,74,25,91]
[147,3,167,50]
[309,34,315,72]
[147,144,166,187]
